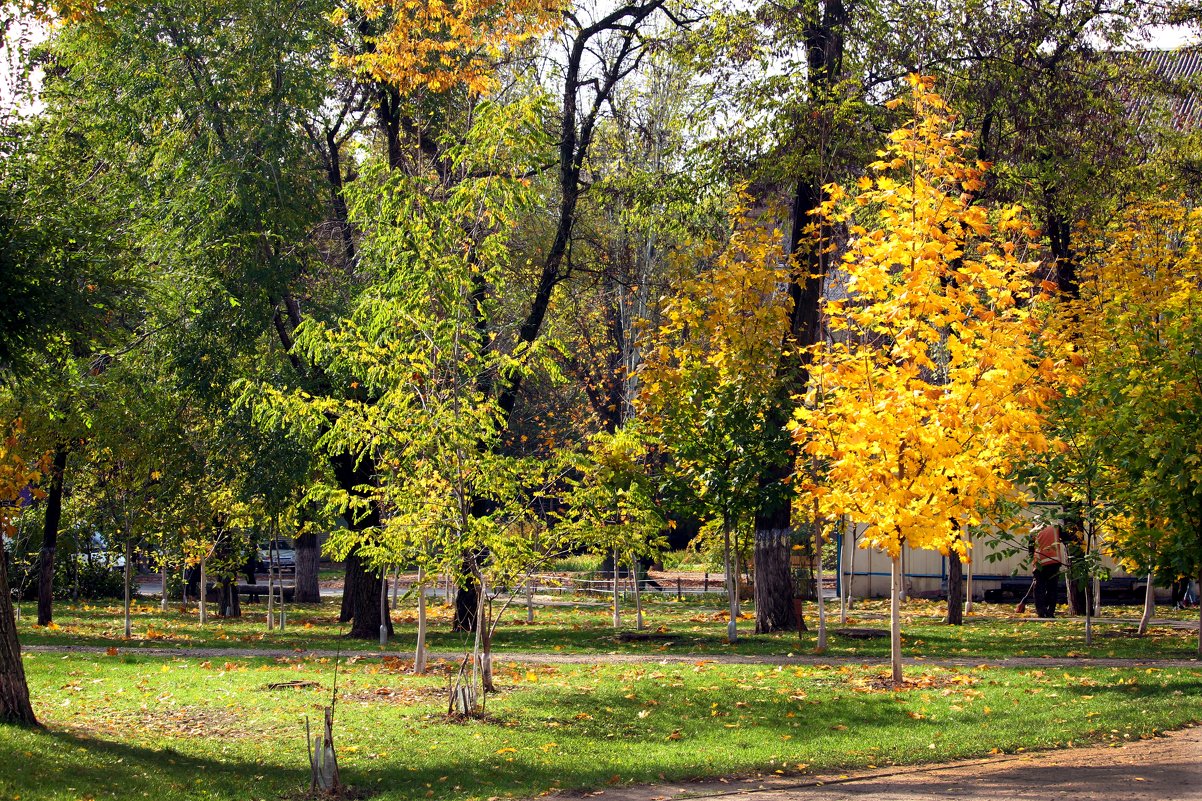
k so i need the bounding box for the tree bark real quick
[294,530,321,603]
[342,551,391,639]
[123,539,132,639]
[890,553,903,687]
[946,550,964,625]
[725,523,738,643]
[753,523,797,633]
[330,454,392,639]
[415,565,428,674]
[1138,572,1155,636]
[37,446,68,627]
[0,547,37,726]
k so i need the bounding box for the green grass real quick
[2,653,1201,801]
[14,596,1202,661]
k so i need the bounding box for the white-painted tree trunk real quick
[964,533,974,614]
[1138,572,1155,636]
[123,540,132,639]
[725,525,738,643]
[379,572,389,646]
[199,553,208,626]
[890,553,903,687]
[415,565,428,674]
[267,544,276,630]
[816,532,827,650]
[160,561,168,612]
[612,548,621,629]
[844,520,856,621]
[633,558,644,631]
[525,577,534,624]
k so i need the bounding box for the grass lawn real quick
[2,653,1200,801]
[14,596,1202,661]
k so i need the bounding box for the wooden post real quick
[676,577,682,601]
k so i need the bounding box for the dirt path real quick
[546,726,1202,801]
[21,643,1202,670]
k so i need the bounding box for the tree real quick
[639,199,792,642]
[797,78,1056,685]
[1066,195,1202,654]
[560,425,668,629]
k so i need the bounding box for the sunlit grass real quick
[14,595,1202,661]
[3,653,1200,801]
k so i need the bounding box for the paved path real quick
[546,726,1202,801]
[21,643,1202,670]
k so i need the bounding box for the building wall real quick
[834,524,1131,600]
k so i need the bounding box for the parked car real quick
[257,538,296,570]
[78,531,126,571]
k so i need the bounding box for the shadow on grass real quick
[0,725,303,799]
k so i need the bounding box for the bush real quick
[6,554,125,601]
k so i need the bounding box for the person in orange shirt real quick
[1030,524,1064,618]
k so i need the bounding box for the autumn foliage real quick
[797,77,1058,561]
[336,0,563,94]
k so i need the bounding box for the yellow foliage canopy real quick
[796,77,1058,559]
[336,0,563,95]
[0,422,47,540]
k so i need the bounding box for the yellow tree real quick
[638,201,793,643]
[1066,197,1202,652]
[334,0,562,95]
[796,77,1057,685]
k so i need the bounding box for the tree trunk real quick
[123,539,132,639]
[415,565,428,674]
[160,560,168,612]
[754,525,796,633]
[1196,564,1201,659]
[199,553,208,625]
[0,547,37,726]
[725,524,738,643]
[815,523,827,650]
[330,454,391,638]
[965,541,975,614]
[946,550,964,625]
[342,551,391,639]
[612,547,621,629]
[219,578,241,618]
[633,557,644,631]
[294,530,321,603]
[37,446,68,627]
[890,553,903,687]
[452,558,479,632]
[1138,572,1155,636]
[842,519,855,623]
